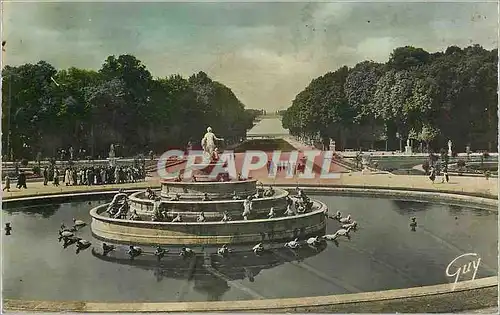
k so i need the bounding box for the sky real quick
[2,0,498,111]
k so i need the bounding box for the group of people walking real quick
[2,171,27,191]
[428,166,449,184]
[43,165,147,186]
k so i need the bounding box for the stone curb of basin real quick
[3,277,497,313]
[275,185,498,212]
[4,183,497,210]
[2,184,498,313]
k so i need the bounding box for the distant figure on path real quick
[3,175,10,192]
[16,171,27,189]
[429,167,436,183]
[65,168,71,186]
[43,167,48,185]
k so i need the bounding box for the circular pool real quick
[2,194,497,303]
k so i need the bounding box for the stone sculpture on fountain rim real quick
[201,126,224,161]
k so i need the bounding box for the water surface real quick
[2,195,497,302]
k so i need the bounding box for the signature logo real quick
[445,253,481,290]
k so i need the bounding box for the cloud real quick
[355,37,401,62]
[311,3,355,26]
[2,1,498,111]
[205,47,316,109]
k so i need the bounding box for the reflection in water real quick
[391,200,430,215]
[3,196,497,303]
[5,223,12,235]
[448,205,464,216]
[3,204,61,218]
[193,276,231,301]
[91,243,327,301]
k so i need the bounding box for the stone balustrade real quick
[131,199,322,222]
[128,189,289,217]
[160,179,258,199]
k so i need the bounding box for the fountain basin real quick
[90,243,326,279]
[2,190,497,311]
[90,201,327,246]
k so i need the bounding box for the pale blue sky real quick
[2,1,498,110]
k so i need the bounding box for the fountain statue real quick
[405,138,412,155]
[448,140,453,156]
[109,144,116,158]
[108,144,117,167]
[329,139,336,152]
[201,127,224,161]
[90,180,328,246]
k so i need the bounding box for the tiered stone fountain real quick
[90,179,327,246]
[90,128,327,247]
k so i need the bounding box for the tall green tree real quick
[2,55,255,159]
[344,61,386,148]
[2,61,58,158]
[283,44,497,152]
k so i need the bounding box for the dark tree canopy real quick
[2,55,255,160]
[283,45,497,152]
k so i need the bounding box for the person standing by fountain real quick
[429,166,436,183]
[65,168,71,186]
[201,127,224,160]
[53,168,60,186]
[212,148,220,162]
[443,170,449,183]
[16,171,27,189]
[43,167,48,186]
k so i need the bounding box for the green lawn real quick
[371,159,425,171]
[234,139,296,153]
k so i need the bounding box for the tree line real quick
[2,55,257,160]
[282,45,498,152]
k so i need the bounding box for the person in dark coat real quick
[43,167,48,186]
[53,168,60,186]
[16,171,27,189]
[429,167,436,183]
